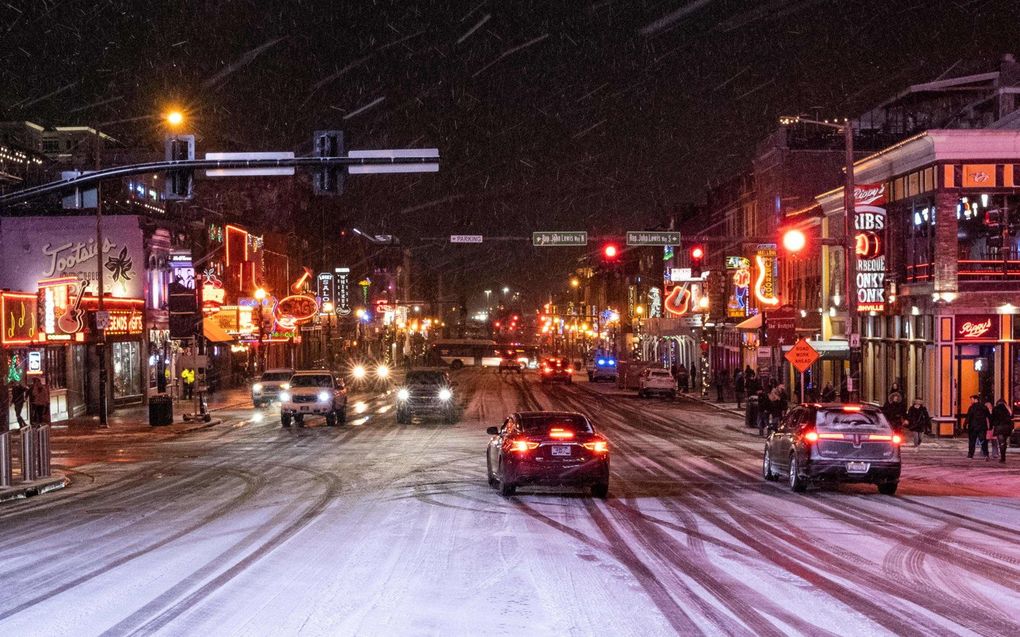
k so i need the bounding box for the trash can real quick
[745,395,758,428]
[149,395,174,426]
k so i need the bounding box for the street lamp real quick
[570,277,580,289]
[502,286,510,295]
[780,114,859,400]
[165,110,185,127]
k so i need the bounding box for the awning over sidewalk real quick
[202,317,234,342]
[734,314,762,330]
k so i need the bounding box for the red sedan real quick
[486,412,610,498]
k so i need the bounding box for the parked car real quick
[762,403,902,494]
[396,368,457,423]
[486,411,610,498]
[638,368,676,398]
[279,370,348,427]
[587,356,618,382]
[251,368,294,407]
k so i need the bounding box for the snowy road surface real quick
[1,369,1019,636]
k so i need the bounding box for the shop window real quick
[957,194,1020,278]
[905,198,936,281]
[112,341,142,398]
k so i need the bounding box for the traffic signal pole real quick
[843,122,860,402]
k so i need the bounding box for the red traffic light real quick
[690,246,704,260]
[782,229,807,253]
[602,244,619,259]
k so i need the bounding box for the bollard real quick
[0,431,12,488]
[20,425,36,482]
[36,425,51,478]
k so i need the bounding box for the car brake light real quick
[511,440,540,452]
[817,433,845,440]
[566,367,574,373]
[582,441,609,453]
[804,431,819,442]
[867,434,897,442]
[892,434,903,445]
[842,405,863,412]
[549,428,574,439]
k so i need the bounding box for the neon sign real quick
[956,315,998,341]
[664,285,691,316]
[1,293,39,345]
[854,183,887,312]
[754,245,779,307]
[274,294,319,328]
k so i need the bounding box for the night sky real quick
[3,0,1019,301]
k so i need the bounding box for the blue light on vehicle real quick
[597,358,606,365]
[608,359,616,366]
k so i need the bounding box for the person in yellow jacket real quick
[181,368,195,400]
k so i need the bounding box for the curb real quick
[0,472,69,503]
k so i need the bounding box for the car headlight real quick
[252,383,263,393]
[438,388,452,401]
[281,383,290,390]
[317,391,331,402]
[352,365,367,380]
[279,391,291,402]
[376,364,390,379]
[397,388,410,401]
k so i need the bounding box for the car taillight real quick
[817,433,845,440]
[542,367,552,373]
[804,431,819,443]
[582,441,609,453]
[549,428,574,439]
[892,434,903,445]
[511,440,540,453]
[867,434,892,441]
[566,367,574,373]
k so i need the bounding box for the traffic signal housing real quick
[313,130,344,195]
[164,134,195,200]
[689,245,705,277]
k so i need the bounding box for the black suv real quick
[396,369,457,424]
[763,403,902,494]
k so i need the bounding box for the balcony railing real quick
[906,253,1020,283]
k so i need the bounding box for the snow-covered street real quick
[2,369,1019,636]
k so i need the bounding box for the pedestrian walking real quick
[29,377,50,425]
[756,387,771,436]
[882,392,907,434]
[734,369,745,408]
[714,368,726,402]
[745,370,760,395]
[820,382,836,403]
[0,379,9,434]
[768,383,788,432]
[9,380,27,428]
[965,394,991,459]
[990,399,1013,463]
[676,364,689,393]
[906,397,930,447]
[181,368,195,400]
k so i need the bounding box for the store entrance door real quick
[957,344,998,407]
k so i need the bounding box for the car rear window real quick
[816,409,890,433]
[261,371,292,381]
[649,370,672,377]
[290,375,333,388]
[519,414,594,434]
[407,371,446,384]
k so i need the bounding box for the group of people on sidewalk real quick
[964,395,1014,463]
[0,377,50,433]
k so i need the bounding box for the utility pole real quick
[843,121,860,402]
[94,128,109,427]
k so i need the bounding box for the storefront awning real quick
[203,317,234,342]
[734,314,762,330]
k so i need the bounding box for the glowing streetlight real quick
[502,286,510,294]
[165,110,185,127]
[570,277,580,288]
[254,287,267,301]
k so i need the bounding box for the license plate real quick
[550,445,571,457]
[847,461,870,473]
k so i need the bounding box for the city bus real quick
[430,339,502,369]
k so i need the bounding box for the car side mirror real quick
[486,426,499,436]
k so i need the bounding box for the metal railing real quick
[0,426,52,489]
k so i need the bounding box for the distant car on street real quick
[396,368,457,423]
[251,368,294,408]
[278,370,348,427]
[486,411,610,498]
[587,356,617,382]
[539,357,573,383]
[763,403,902,494]
[638,368,676,399]
[498,356,523,374]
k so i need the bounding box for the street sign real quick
[347,148,439,174]
[785,338,820,373]
[205,152,296,177]
[626,231,680,246]
[532,231,587,247]
[765,304,797,346]
[669,268,708,282]
[450,235,483,244]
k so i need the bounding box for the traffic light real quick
[313,130,344,195]
[689,245,705,277]
[602,243,619,261]
[781,229,807,253]
[164,134,195,200]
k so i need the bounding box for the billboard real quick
[853,183,887,313]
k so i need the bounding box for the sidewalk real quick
[0,473,68,503]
